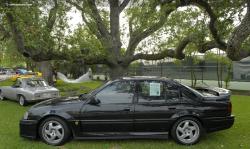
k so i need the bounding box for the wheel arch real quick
[172,115,204,127]
[170,111,205,133]
[37,114,74,138]
[17,94,24,98]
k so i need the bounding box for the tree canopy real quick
[1,0,250,79]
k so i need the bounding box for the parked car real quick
[19,76,234,146]
[11,71,43,81]
[15,69,28,75]
[0,67,15,75]
[0,67,4,75]
[0,77,59,106]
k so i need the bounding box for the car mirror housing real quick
[79,93,87,98]
[88,96,100,105]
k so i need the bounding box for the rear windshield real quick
[181,84,203,97]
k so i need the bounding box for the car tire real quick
[18,95,27,106]
[0,90,5,101]
[39,117,71,146]
[171,117,203,145]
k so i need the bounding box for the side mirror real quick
[88,96,100,105]
[79,93,87,98]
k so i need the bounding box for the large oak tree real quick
[1,0,250,80]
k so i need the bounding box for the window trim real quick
[93,80,136,104]
[135,80,182,104]
[135,80,167,104]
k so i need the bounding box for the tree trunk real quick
[37,61,53,85]
[109,65,128,80]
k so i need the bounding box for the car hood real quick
[32,96,83,108]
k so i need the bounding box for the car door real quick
[4,79,22,100]
[134,80,181,132]
[80,80,136,135]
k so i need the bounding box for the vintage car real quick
[11,71,43,81]
[20,76,234,146]
[0,77,59,106]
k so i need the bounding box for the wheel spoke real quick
[49,134,56,141]
[183,121,189,129]
[54,125,62,130]
[180,133,188,139]
[177,126,184,133]
[189,132,194,138]
[189,126,196,131]
[48,123,53,131]
[44,129,50,135]
[55,130,62,138]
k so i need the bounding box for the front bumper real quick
[203,115,235,132]
[20,119,38,139]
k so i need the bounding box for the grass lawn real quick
[0,80,250,149]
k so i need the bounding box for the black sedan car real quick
[20,76,234,146]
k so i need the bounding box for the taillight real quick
[228,101,232,114]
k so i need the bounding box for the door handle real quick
[123,108,131,111]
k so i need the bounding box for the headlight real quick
[23,112,29,120]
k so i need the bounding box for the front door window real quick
[96,81,135,104]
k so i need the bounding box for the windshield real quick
[26,80,48,87]
[88,81,111,95]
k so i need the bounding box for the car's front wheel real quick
[18,95,27,106]
[171,117,203,145]
[39,117,71,146]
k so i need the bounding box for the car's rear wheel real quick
[0,90,4,101]
[39,117,71,146]
[171,117,202,145]
[18,95,27,106]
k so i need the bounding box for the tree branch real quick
[109,0,121,58]
[227,0,250,60]
[128,34,198,63]
[197,40,220,53]
[46,0,59,33]
[0,24,10,40]
[131,49,175,61]
[6,12,26,55]
[125,8,175,58]
[191,0,227,48]
[65,0,84,11]
[119,0,130,12]
[86,0,110,40]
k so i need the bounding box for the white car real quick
[0,77,59,106]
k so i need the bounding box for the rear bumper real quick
[203,115,234,132]
[20,119,38,139]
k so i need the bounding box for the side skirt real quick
[74,132,169,140]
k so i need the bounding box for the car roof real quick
[117,76,171,81]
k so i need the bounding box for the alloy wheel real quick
[42,120,65,145]
[19,96,25,106]
[175,119,200,144]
